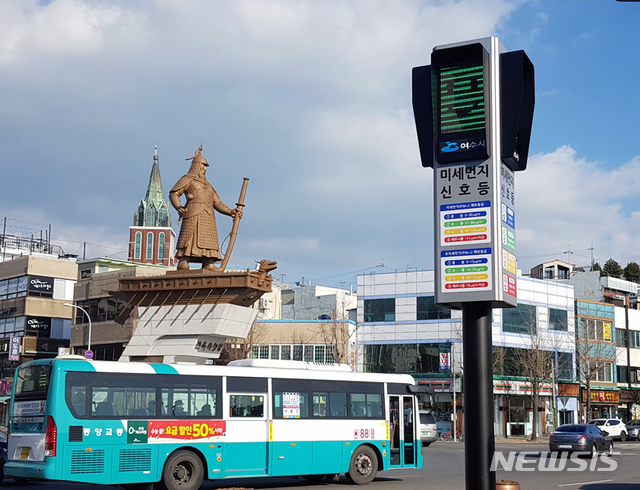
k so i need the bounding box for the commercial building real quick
[0,256,77,378]
[355,269,576,438]
[70,260,169,360]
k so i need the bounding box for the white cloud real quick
[1,0,537,286]
[517,146,640,270]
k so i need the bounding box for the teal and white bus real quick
[5,356,425,489]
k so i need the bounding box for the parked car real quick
[625,419,640,440]
[419,410,437,447]
[587,418,628,441]
[549,424,614,458]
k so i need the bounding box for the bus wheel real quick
[348,446,378,485]
[161,450,204,490]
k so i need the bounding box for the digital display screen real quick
[439,64,485,134]
[432,43,488,164]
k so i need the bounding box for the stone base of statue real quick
[113,262,276,363]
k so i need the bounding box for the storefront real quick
[582,388,619,421]
[494,378,552,437]
[616,389,640,422]
[557,382,580,426]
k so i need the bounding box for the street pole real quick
[452,343,457,442]
[65,303,92,353]
[462,303,495,490]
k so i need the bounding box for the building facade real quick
[356,269,577,437]
[0,256,77,379]
[70,261,169,360]
[128,146,176,267]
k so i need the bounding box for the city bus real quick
[4,356,425,489]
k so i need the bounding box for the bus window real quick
[351,393,383,418]
[230,395,264,417]
[91,387,121,416]
[160,386,219,418]
[15,364,51,398]
[329,392,347,417]
[313,393,327,417]
[70,388,86,416]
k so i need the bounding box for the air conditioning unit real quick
[259,298,269,310]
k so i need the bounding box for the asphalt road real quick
[2,440,640,489]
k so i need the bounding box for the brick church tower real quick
[128,146,176,266]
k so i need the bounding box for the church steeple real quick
[133,145,172,228]
[129,146,176,266]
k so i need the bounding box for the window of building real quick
[146,233,153,260]
[158,232,165,260]
[135,232,141,259]
[617,366,638,384]
[363,298,395,322]
[557,351,574,380]
[618,365,629,384]
[270,345,279,360]
[617,329,628,347]
[281,345,291,360]
[417,296,451,320]
[580,318,613,341]
[250,344,338,364]
[502,304,537,335]
[75,298,128,323]
[549,308,568,331]
[363,343,451,374]
[588,360,613,382]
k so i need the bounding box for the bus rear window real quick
[15,364,52,398]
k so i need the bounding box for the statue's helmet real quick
[186,144,209,166]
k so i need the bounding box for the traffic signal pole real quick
[462,303,496,490]
[412,35,534,490]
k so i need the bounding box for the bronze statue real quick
[170,145,245,271]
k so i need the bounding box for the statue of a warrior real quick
[170,145,242,271]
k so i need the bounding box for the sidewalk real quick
[494,435,549,444]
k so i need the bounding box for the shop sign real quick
[9,337,21,361]
[439,351,450,371]
[493,380,552,395]
[583,390,619,403]
[26,317,51,337]
[603,322,612,341]
[28,276,54,293]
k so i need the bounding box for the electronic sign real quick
[413,37,534,309]
[433,43,489,164]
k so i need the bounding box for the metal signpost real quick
[413,37,534,490]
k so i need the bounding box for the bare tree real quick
[511,335,555,441]
[317,310,350,364]
[216,320,267,364]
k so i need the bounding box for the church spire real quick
[133,146,172,228]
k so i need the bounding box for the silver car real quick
[626,419,640,440]
[419,410,437,447]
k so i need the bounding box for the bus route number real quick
[354,428,375,440]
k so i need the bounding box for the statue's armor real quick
[171,175,222,261]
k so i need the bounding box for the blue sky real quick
[1,0,640,289]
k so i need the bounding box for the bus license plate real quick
[20,447,31,459]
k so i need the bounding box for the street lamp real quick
[64,303,92,354]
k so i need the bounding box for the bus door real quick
[388,395,418,468]
[224,392,268,477]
